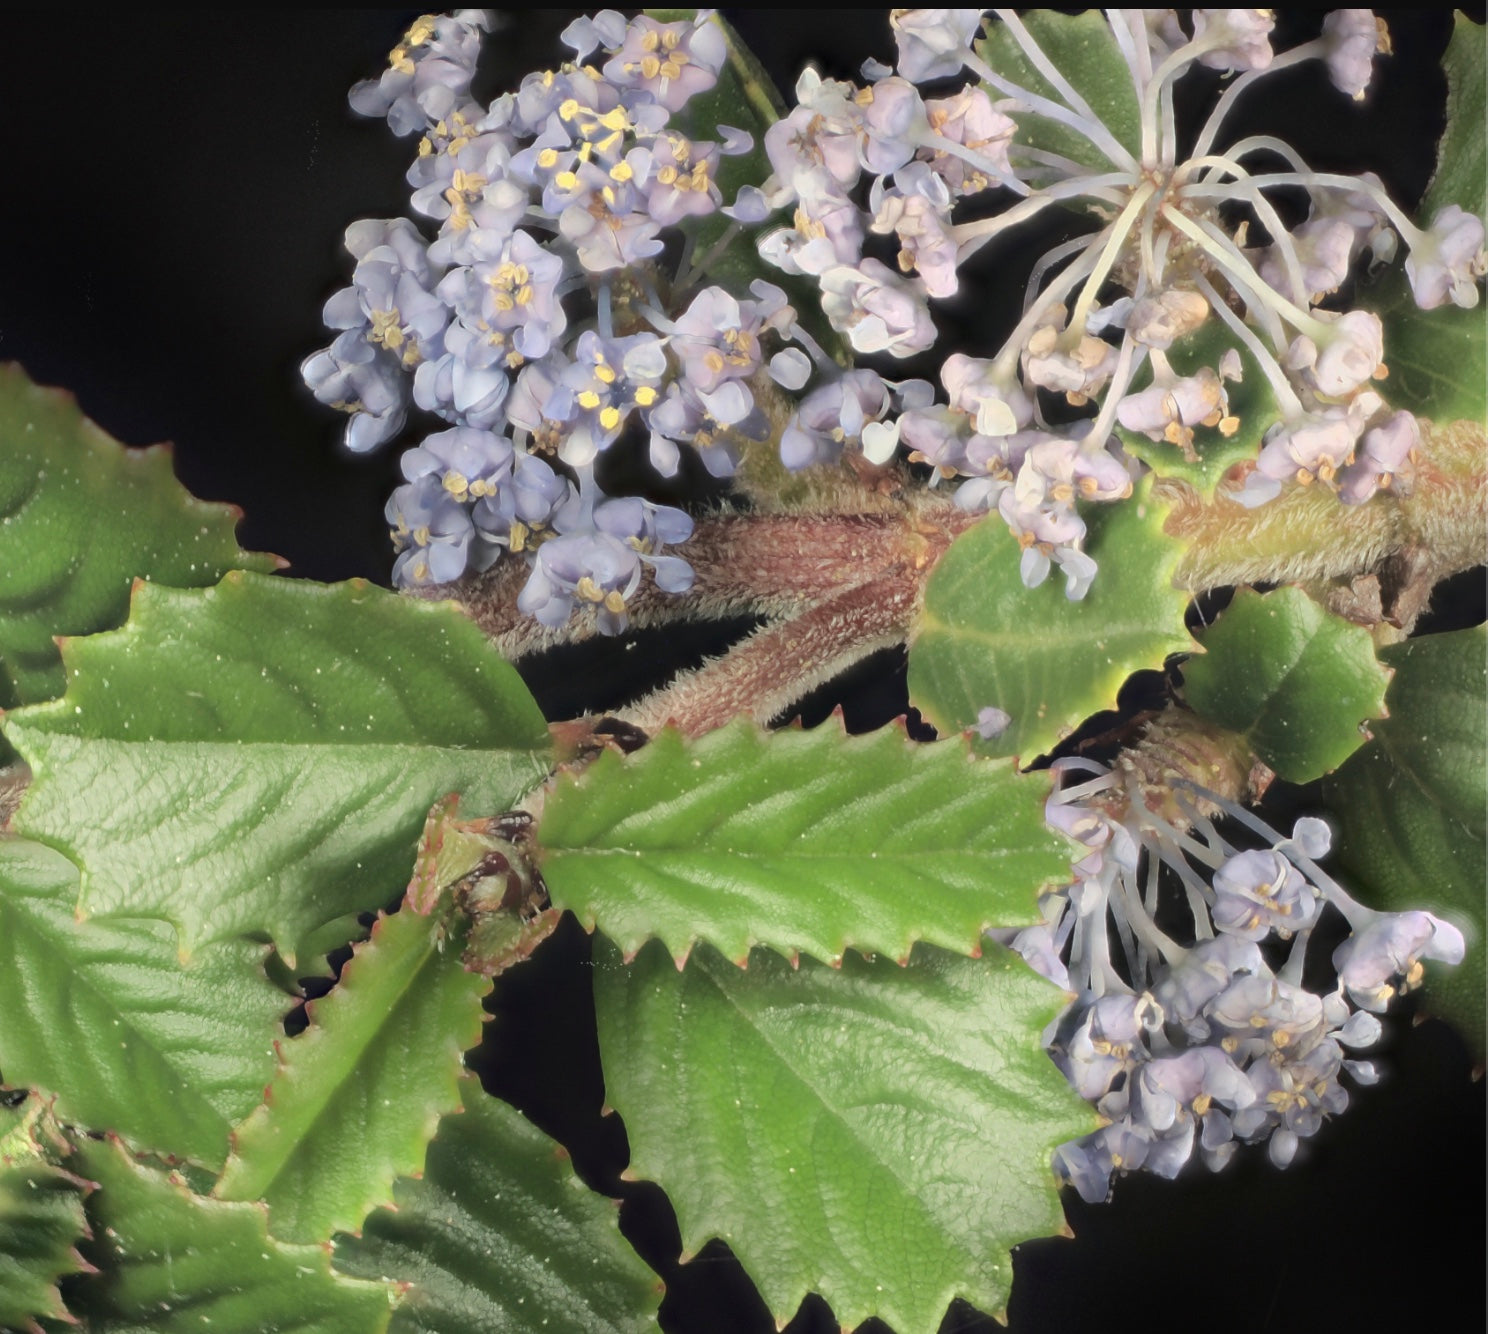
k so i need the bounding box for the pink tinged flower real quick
[1022,312,1121,403]
[872,188,959,297]
[889,9,985,81]
[765,81,864,195]
[855,76,926,176]
[819,259,936,357]
[921,87,1015,196]
[602,15,727,113]
[1405,204,1487,310]
[1117,368,1230,447]
[1337,409,1419,504]
[1191,9,1275,72]
[1256,217,1358,302]
[1126,289,1210,350]
[942,353,1033,437]
[1286,310,1384,398]
[1333,910,1467,1012]
[1321,9,1386,101]
[1236,408,1362,506]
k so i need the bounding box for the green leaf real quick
[1116,319,1273,493]
[215,905,491,1244]
[0,1097,93,1332]
[334,1083,661,1334]
[0,837,287,1170]
[6,572,553,963]
[0,363,273,712]
[1183,586,1391,783]
[65,1136,393,1333]
[1375,17,1487,426]
[1323,626,1487,1062]
[979,10,1141,172]
[537,718,1070,966]
[1422,14,1486,222]
[1372,265,1486,426]
[908,476,1192,762]
[595,938,1093,1333]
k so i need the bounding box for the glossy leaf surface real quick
[216,906,491,1243]
[538,718,1070,966]
[6,573,553,962]
[1324,627,1486,1061]
[595,938,1092,1332]
[1184,586,1390,782]
[66,1136,393,1333]
[909,477,1191,761]
[0,838,286,1169]
[0,1098,92,1331]
[334,1084,661,1334]
[0,363,273,711]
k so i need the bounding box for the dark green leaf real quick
[334,1083,661,1334]
[537,718,1069,966]
[215,905,491,1243]
[1324,626,1486,1061]
[0,1097,93,1332]
[1422,14,1486,221]
[909,476,1192,761]
[1375,17,1486,425]
[979,11,1141,172]
[1116,318,1273,493]
[0,837,287,1169]
[595,938,1093,1332]
[6,573,553,963]
[0,363,273,712]
[1184,586,1391,782]
[65,1136,394,1333]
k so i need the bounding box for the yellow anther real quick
[704,350,726,374]
[413,525,431,547]
[657,165,679,186]
[633,385,658,407]
[515,284,533,306]
[537,148,561,169]
[405,15,437,46]
[641,54,661,79]
[640,28,660,52]
[661,28,680,50]
[610,161,634,183]
[577,390,602,411]
[576,576,604,604]
[593,363,617,384]
[599,405,622,431]
[441,470,469,500]
[599,107,630,132]
[1219,415,1240,437]
[554,170,580,192]
[603,589,628,614]
[509,521,530,552]
[559,98,581,121]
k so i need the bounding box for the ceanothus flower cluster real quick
[306,10,835,630]
[309,10,1485,622]
[995,759,1466,1201]
[739,9,1485,596]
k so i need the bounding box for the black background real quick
[0,12,1482,1333]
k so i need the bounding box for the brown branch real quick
[422,506,979,661]
[616,572,922,737]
